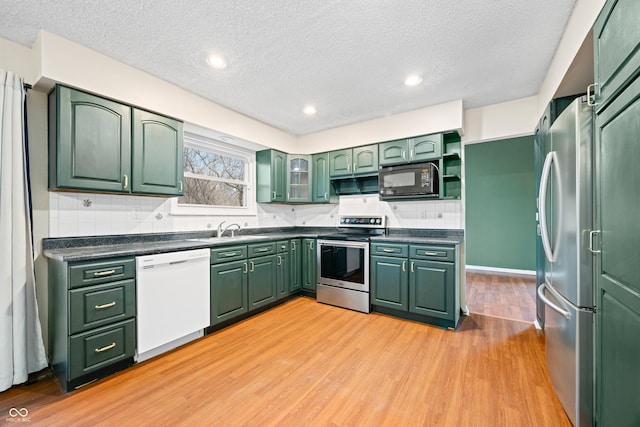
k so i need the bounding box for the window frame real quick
[170,130,256,217]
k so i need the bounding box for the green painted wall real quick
[465,136,536,271]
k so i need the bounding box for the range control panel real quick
[338,215,386,228]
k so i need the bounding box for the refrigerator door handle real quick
[538,151,558,262]
[537,282,571,319]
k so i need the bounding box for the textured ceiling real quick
[1,0,577,135]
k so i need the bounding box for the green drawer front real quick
[248,242,277,258]
[371,243,408,257]
[69,258,135,289]
[69,279,136,335]
[277,240,290,253]
[69,319,135,380]
[410,245,454,262]
[210,245,247,264]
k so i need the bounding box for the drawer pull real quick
[423,251,439,256]
[93,269,116,277]
[95,342,116,353]
[255,248,270,253]
[95,301,116,310]
[221,252,238,257]
[382,248,395,253]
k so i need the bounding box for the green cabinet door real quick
[49,85,131,192]
[256,149,287,202]
[371,256,408,310]
[312,153,332,202]
[290,239,302,292]
[594,77,640,426]
[353,144,378,175]
[378,139,408,166]
[248,255,277,310]
[302,239,317,291]
[329,149,352,177]
[594,0,640,111]
[276,252,290,300]
[132,109,184,196]
[409,134,442,162]
[286,154,312,202]
[210,260,249,325]
[409,259,454,320]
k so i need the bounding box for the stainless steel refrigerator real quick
[537,97,594,427]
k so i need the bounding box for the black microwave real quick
[378,161,439,200]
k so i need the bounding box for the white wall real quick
[462,96,539,145]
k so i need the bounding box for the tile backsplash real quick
[49,192,463,237]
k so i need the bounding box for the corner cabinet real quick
[49,85,183,196]
[256,149,287,203]
[48,256,136,391]
[370,242,460,329]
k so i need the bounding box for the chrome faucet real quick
[217,221,241,237]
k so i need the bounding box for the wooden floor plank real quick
[465,271,537,322]
[1,296,569,426]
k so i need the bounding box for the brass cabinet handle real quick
[272,191,276,200]
[123,174,128,189]
[95,301,116,310]
[324,192,328,201]
[353,163,357,171]
[423,251,439,256]
[243,262,248,274]
[278,255,282,266]
[411,261,415,273]
[255,247,270,253]
[95,342,116,353]
[221,252,238,257]
[402,150,406,160]
[287,192,290,200]
[410,149,414,159]
[382,248,395,253]
[402,261,406,272]
[179,180,183,192]
[250,262,255,273]
[309,241,314,250]
[93,269,116,277]
[291,241,296,250]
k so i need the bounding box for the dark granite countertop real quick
[43,227,463,262]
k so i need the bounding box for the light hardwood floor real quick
[465,271,537,323]
[2,296,568,426]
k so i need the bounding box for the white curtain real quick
[0,70,47,392]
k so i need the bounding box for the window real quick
[171,130,255,216]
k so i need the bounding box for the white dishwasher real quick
[136,248,210,362]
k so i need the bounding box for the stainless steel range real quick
[316,215,386,313]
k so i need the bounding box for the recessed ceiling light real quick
[207,55,227,69]
[404,75,423,87]
[303,105,317,116]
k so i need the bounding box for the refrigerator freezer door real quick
[542,281,594,427]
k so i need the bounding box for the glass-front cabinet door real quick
[287,154,312,202]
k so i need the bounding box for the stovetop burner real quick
[317,215,387,241]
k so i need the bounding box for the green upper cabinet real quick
[49,85,184,196]
[286,154,312,203]
[594,0,640,111]
[312,153,333,203]
[256,149,287,203]
[49,85,132,193]
[132,109,183,196]
[329,144,378,178]
[379,134,442,166]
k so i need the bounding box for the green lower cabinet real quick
[302,239,317,291]
[248,255,277,310]
[276,252,290,299]
[409,259,454,319]
[210,260,249,325]
[290,239,302,292]
[371,255,408,310]
[370,242,460,328]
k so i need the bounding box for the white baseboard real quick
[465,265,536,277]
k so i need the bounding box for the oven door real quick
[317,239,369,292]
